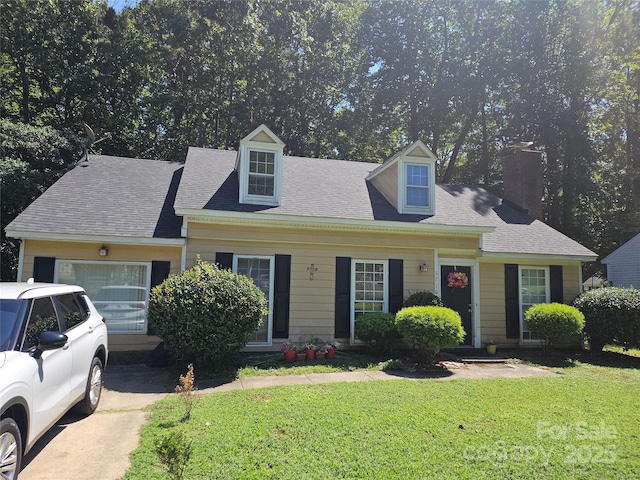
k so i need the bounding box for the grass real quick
[122,350,640,479]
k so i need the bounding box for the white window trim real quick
[398,158,435,215]
[53,259,152,334]
[350,259,389,344]
[233,254,274,347]
[238,143,283,206]
[519,265,550,343]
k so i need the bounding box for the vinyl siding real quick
[186,221,450,347]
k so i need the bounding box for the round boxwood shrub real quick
[573,287,640,352]
[354,312,399,350]
[523,303,585,349]
[148,258,267,363]
[395,306,465,362]
[403,290,443,307]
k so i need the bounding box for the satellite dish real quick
[81,123,111,162]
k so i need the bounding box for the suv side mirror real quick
[31,331,68,358]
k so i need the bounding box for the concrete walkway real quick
[20,362,554,480]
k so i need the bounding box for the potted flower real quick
[325,341,340,359]
[303,341,316,360]
[281,340,297,362]
[485,340,497,355]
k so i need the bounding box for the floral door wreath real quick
[447,271,469,289]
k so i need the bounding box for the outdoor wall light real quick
[419,263,428,272]
[98,245,109,257]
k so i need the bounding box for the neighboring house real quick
[6,125,597,352]
[601,233,640,288]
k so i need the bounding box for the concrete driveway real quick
[20,365,171,480]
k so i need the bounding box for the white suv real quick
[0,280,108,479]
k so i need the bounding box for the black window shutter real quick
[550,265,563,303]
[215,252,233,270]
[335,257,351,338]
[148,261,171,335]
[504,264,520,339]
[272,254,291,338]
[388,259,403,314]
[151,261,171,288]
[33,256,55,283]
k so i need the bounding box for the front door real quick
[440,265,473,346]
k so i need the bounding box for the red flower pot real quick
[305,348,316,360]
[283,350,296,363]
[326,347,336,359]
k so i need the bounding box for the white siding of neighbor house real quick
[603,234,640,288]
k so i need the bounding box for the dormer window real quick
[366,140,437,216]
[237,125,284,206]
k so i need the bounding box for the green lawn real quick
[123,353,640,480]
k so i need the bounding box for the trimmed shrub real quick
[148,258,267,363]
[403,290,443,307]
[523,303,585,349]
[354,312,399,350]
[395,306,465,362]
[573,287,640,352]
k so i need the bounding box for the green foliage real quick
[354,312,399,350]
[403,290,443,307]
[395,306,465,361]
[523,303,585,348]
[148,258,267,363]
[155,430,191,480]
[574,287,640,352]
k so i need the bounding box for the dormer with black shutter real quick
[236,124,285,206]
[367,140,437,216]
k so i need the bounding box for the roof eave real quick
[6,230,185,246]
[175,207,495,235]
[480,250,597,262]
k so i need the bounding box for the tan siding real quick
[562,264,581,303]
[369,164,398,209]
[187,222,443,347]
[250,131,276,143]
[405,145,428,158]
[21,240,182,281]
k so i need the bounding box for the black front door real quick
[440,265,473,346]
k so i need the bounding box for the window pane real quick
[23,297,59,351]
[353,261,386,321]
[406,165,429,207]
[521,268,547,340]
[237,257,272,344]
[248,174,274,196]
[57,262,148,333]
[54,293,86,331]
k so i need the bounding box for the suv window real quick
[54,293,87,331]
[22,297,61,351]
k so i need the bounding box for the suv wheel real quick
[0,417,22,480]
[73,357,103,415]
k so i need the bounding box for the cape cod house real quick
[6,125,597,352]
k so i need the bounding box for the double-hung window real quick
[398,158,435,215]
[406,164,429,208]
[248,150,275,197]
[351,260,388,342]
[520,266,550,341]
[234,255,274,345]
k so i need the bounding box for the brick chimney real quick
[502,148,543,221]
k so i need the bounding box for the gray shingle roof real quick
[439,185,596,258]
[6,155,183,239]
[7,149,596,259]
[175,147,491,228]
